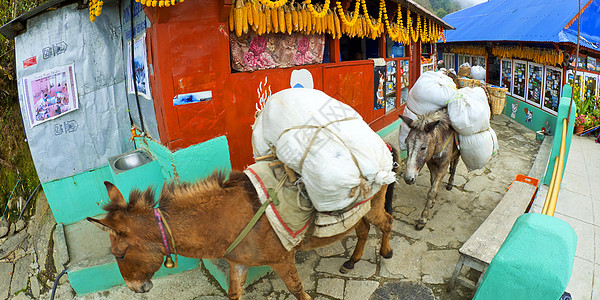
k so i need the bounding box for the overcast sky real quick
[456,0,487,9]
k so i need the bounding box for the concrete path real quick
[530,134,600,300]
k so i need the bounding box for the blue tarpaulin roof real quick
[442,0,600,51]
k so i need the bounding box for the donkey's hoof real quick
[446,184,453,191]
[340,260,355,273]
[381,249,393,259]
[415,221,426,230]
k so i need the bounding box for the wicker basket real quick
[457,77,479,88]
[486,85,508,115]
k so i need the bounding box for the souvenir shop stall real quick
[0,0,451,294]
[438,0,600,134]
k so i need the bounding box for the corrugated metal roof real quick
[441,0,600,50]
[0,0,80,40]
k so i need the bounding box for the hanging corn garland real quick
[450,45,486,56]
[227,0,444,43]
[491,45,564,66]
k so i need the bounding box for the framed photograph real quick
[542,66,562,115]
[127,33,151,99]
[526,62,543,106]
[500,59,512,92]
[512,60,527,100]
[583,72,598,114]
[385,60,397,113]
[21,64,79,128]
[399,59,409,105]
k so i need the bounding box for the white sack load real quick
[459,127,498,171]
[448,87,490,136]
[470,65,486,81]
[406,71,457,115]
[398,106,418,150]
[252,88,396,212]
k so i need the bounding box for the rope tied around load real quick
[276,116,372,199]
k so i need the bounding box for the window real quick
[500,59,512,91]
[525,62,543,106]
[543,66,563,115]
[512,60,527,100]
[340,36,381,61]
[443,53,455,70]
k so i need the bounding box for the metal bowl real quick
[109,149,153,174]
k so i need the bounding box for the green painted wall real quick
[69,256,200,294]
[377,119,402,138]
[473,213,577,300]
[503,96,557,135]
[43,166,114,225]
[135,135,232,183]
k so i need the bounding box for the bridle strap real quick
[154,208,178,268]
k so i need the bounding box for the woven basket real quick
[457,78,479,88]
[486,85,508,115]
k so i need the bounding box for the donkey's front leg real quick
[227,262,249,299]
[446,153,460,191]
[271,259,311,300]
[417,163,446,230]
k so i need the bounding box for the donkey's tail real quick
[385,144,399,215]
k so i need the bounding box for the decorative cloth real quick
[230,32,325,72]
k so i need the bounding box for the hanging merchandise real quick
[227,0,443,44]
[492,45,564,66]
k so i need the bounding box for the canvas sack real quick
[448,87,490,136]
[458,128,498,171]
[252,88,395,212]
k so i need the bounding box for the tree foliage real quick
[0,0,47,221]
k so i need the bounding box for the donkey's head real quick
[87,182,163,293]
[399,109,450,185]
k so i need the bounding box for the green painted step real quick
[474,213,577,300]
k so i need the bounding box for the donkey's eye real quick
[420,146,427,151]
[115,254,125,260]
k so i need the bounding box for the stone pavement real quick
[530,134,600,300]
[5,114,549,299]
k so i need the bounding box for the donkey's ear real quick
[424,120,440,133]
[399,114,414,129]
[87,217,118,235]
[104,181,126,207]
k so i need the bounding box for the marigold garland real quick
[227,0,444,44]
[136,0,184,7]
[89,0,103,22]
[305,0,330,18]
[336,0,360,26]
[257,0,287,8]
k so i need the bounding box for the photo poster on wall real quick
[374,65,386,110]
[566,70,584,108]
[587,57,596,71]
[512,60,527,99]
[526,62,543,106]
[399,60,409,105]
[127,32,151,99]
[500,59,512,91]
[385,60,397,113]
[21,64,79,128]
[543,66,562,115]
[583,73,598,113]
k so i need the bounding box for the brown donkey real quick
[87,171,394,299]
[399,108,460,230]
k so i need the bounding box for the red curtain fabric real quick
[230,32,325,72]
